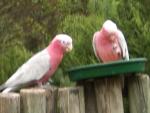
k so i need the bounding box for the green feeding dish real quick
[67,58,147,81]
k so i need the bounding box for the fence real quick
[0,74,149,113]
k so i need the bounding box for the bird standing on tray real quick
[0,34,73,93]
[92,20,129,63]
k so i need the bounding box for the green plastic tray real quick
[67,58,147,81]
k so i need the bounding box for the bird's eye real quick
[62,41,66,44]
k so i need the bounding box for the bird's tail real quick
[0,84,6,92]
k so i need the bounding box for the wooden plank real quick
[57,87,85,113]
[94,77,124,113]
[44,85,58,113]
[82,81,98,113]
[128,74,149,113]
[20,88,46,113]
[78,87,85,113]
[0,93,20,113]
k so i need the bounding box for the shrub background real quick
[0,0,150,86]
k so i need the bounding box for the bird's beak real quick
[66,44,73,52]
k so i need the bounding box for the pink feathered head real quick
[52,34,73,52]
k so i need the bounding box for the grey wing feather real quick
[117,29,129,60]
[3,49,51,88]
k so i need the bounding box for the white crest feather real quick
[103,20,118,34]
[55,34,72,43]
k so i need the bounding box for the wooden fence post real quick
[94,77,124,113]
[0,93,20,113]
[57,87,85,113]
[81,81,98,113]
[20,88,46,113]
[128,74,149,113]
[44,86,58,113]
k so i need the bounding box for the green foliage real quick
[0,44,32,83]
[58,0,88,15]
[88,0,120,18]
[51,68,75,87]
[0,0,150,87]
[117,0,150,73]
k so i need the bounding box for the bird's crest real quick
[103,20,118,34]
[55,34,72,43]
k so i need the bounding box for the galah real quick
[0,34,73,93]
[93,20,129,63]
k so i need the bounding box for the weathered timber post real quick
[128,74,150,113]
[44,86,58,113]
[0,93,20,113]
[20,88,46,113]
[81,81,98,113]
[78,77,124,113]
[95,77,124,113]
[57,87,85,113]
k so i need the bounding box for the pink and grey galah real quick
[0,34,73,93]
[93,20,129,63]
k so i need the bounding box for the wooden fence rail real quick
[0,86,84,113]
[0,74,149,113]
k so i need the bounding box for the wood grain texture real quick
[0,93,20,113]
[44,85,58,113]
[20,88,46,113]
[57,87,85,113]
[83,81,98,113]
[128,74,149,113]
[94,77,124,113]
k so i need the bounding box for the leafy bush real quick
[0,43,32,83]
[1,0,150,86]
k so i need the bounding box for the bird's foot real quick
[37,82,44,88]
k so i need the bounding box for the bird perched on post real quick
[0,34,73,93]
[92,20,129,63]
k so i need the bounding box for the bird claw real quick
[37,82,44,88]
